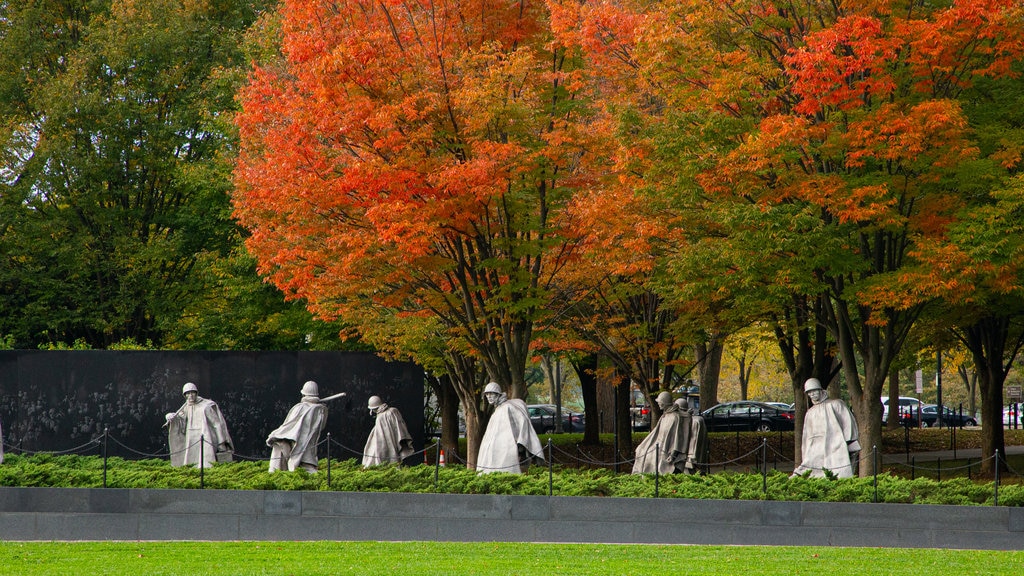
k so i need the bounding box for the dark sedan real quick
[904,405,977,428]
[700,401,796,432]
[527,404,585,434]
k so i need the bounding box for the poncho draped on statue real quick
[477,398,544,474]
[632,405,691,475]
[266,399,327,472]
[792,398,860,478]
[685,412,708,474]
[167,397,233,468]
[362,405,414,467]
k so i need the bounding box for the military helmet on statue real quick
[301,380,319,397]
[804,378,823,393]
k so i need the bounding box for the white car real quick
[880,396,923,423]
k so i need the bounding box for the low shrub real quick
[0,454,1015,506]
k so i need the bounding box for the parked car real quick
[880,396,924,424]
[526,404,585,434]
[906,404,978,427]
[765,402,793,410]
[630,389,651,431]
[1005,404,1023,427]
[699,401,795,432]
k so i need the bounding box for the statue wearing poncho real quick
[476,382,544,474]
[165,382,233,468]
[362,395,414,467]
[267,381,329,473]
[791,378,861,478]
[632,392,690,475]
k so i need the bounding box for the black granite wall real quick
[0,351,424,463]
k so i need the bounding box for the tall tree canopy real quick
[550,0,1024,474]
[0,0,289,349]
[234,0,591,465]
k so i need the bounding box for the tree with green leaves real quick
[550,0,1024,476]
[0,0,291,349]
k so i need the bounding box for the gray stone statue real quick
[266,381,345,473]
[164,382,233,468]
[791,378,860,478]
[477,382,544,474]
[362,395,414,467]
[633,392,690,475]
[676,397,708,474]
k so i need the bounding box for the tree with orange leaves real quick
[550,0,1024,475]
[233,0,592,467]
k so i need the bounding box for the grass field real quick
[0,541,1020,575]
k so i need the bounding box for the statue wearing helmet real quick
[477,382,544,474]
[791,378,860,478]
[362,395,414,467]
[632,390,691,476]
[164,382,233,468]
[266,381,331,473]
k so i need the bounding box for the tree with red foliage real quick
[234,0,592,467]
[550,0,1024,475]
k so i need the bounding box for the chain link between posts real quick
[1,430,1020,504]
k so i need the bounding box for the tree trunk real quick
[886,367,901,428]
[822,292,917,477]
[572,354,601,445]
[737,354,750,401]
[774,294,836,468]
[614,375,632,469]
[957,365,978,419]
[444,352,487,469]
[696,333,725,412]
[960,315,1023,476]
[434,374,460,461]
[540,354,556,403]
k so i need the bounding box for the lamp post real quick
[936,351,943,429]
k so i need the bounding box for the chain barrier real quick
[0,436,104,456]
[3,430,1022,505]
[323,433,435,466]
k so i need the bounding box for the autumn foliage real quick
[235,0,1024,472]
[234,0,590,363]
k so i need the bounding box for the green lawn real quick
[0,542,1019,575]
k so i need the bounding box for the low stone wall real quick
[0,487,1022,549]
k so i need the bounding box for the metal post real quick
[936,351,943,428]
[872,445,878,503]
[994,449,1000,506]
[904,425,910,463]
[937,457,941,482]
[613,390,619,474]
[547,438,553,496]
[654,443,660,498]
[761,438,767,494]
[911,456,916,480]
[554,360,563,433]
[327,432,332,488]
[200,434,205,489]
[433,440,440,489]
[102,426,108,489]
